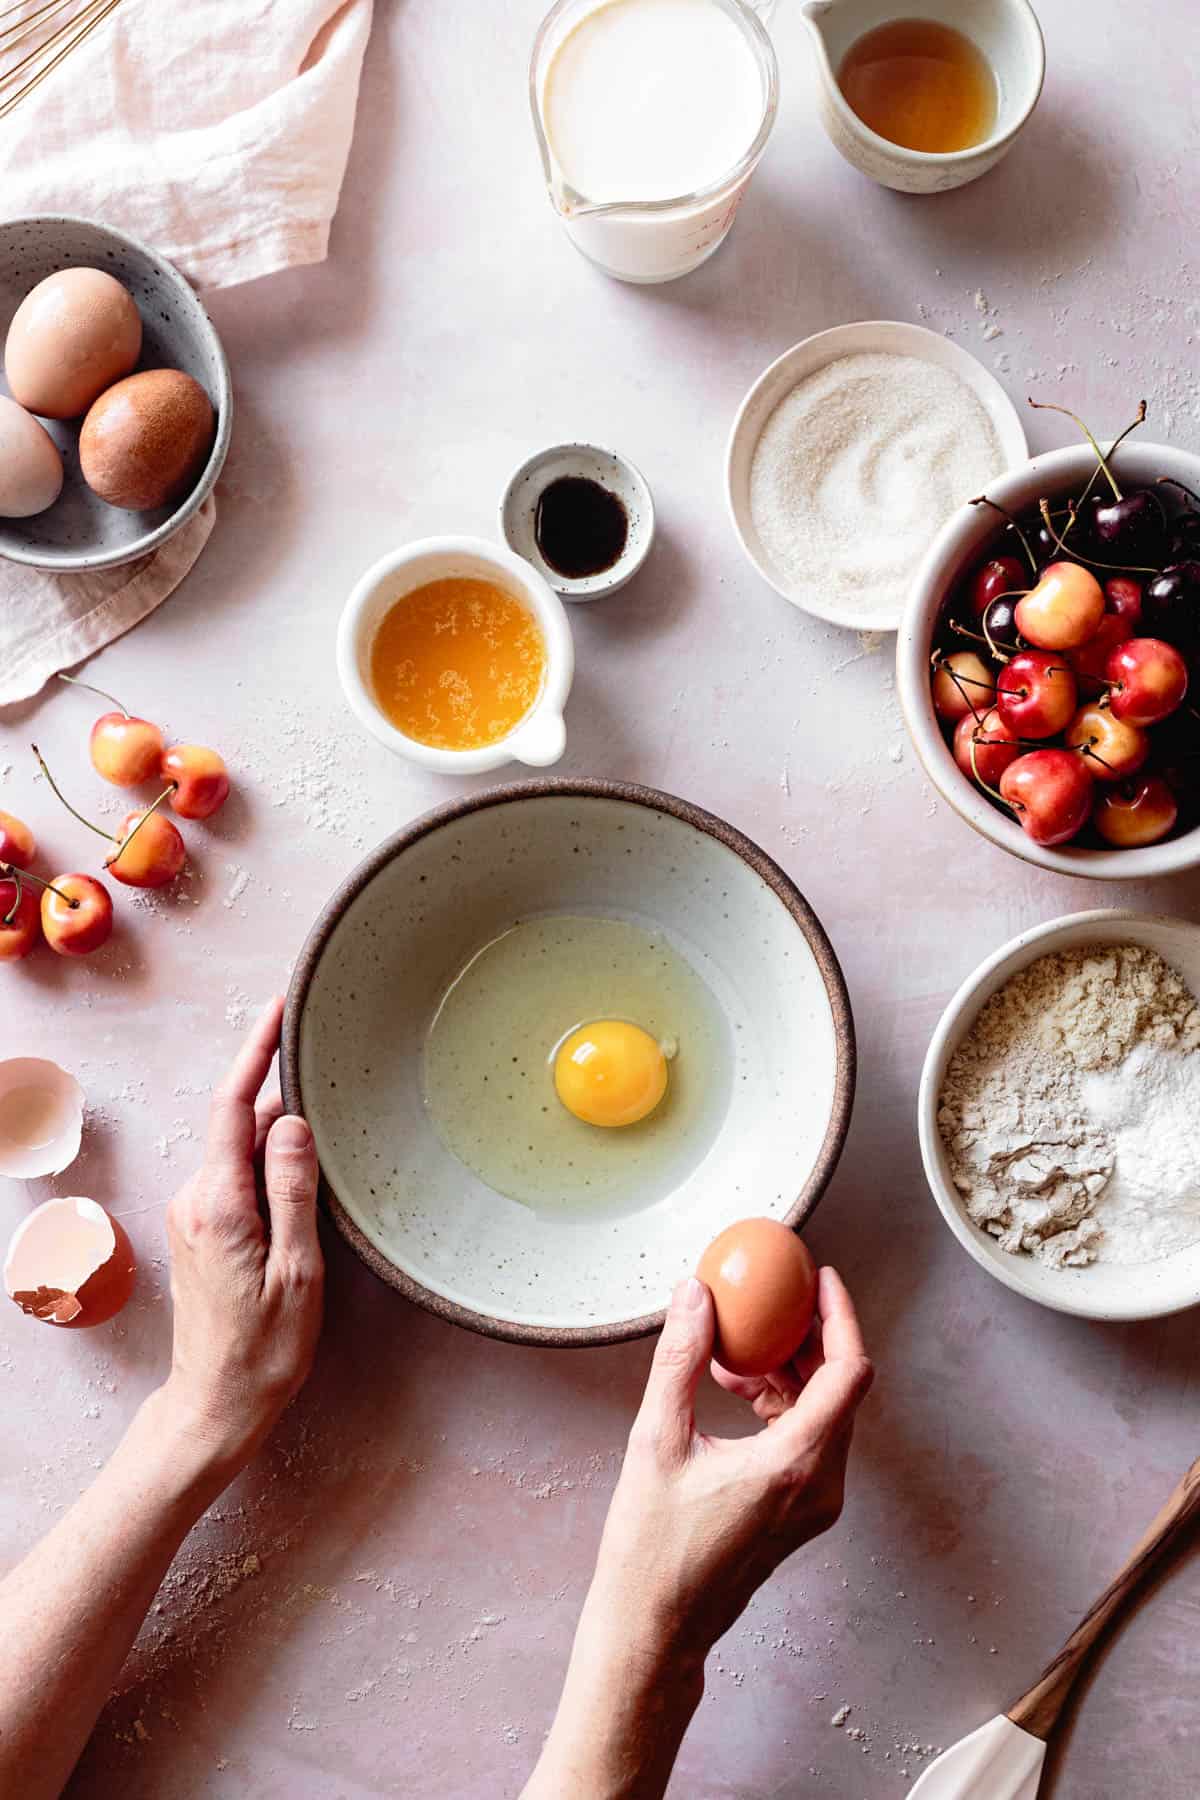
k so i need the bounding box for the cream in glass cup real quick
[530,0,779,285]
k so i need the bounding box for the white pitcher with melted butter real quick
[530,0,779,284]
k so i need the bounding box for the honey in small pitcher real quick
[838,18,996,155]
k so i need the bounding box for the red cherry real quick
[1065,613,1133,691]
[996,651,1077,739]
[162,744,230,820]
[970,555,1026,618]
[0,877,41,960]
[999,749,1093,846]
[1106,638,1188,728]
[953,707,1020,788]
[1104,575,1143,632]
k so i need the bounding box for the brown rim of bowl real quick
[280,777,857,1350]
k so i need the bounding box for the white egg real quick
[0,1056,84,1178]
[0,396,64,518]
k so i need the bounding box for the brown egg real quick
[696,1217,817,1377]
[0,395,64,517]
[79,368,215,511]
[4,1195,136,1328]
[4,267,142,419]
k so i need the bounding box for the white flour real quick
[748,351,1004,622]
[938,945,1200,1268]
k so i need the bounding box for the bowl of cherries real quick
[898,403,1200,878]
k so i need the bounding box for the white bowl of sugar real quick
[725,319,1027,633]
[919,909,1200,1322]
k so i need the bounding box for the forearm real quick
[0,1386,227,1800]
[524,1587,706,1800]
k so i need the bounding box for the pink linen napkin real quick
[0,0,373,706]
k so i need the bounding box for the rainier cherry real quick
[109,807,186,888]
[0,810,35,870]
[40,873,113,956]
[32,745,186,892]
[60,675,165,787]
[0,875,40,960]
[1093,775,1178,848]
[1105,638,1188,728]
[971,555,1026,618]
[1064,702,1149,781]
[996,651,1077,738]
[953,708,1020,788]
[999,749,1093,846]
[163,744,230,820]
[932,651,996,723]
[1015,562,1105,651]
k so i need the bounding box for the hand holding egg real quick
[576,1266,872,1675]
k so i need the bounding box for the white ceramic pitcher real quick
[530,0,780,284]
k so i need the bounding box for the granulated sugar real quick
[748,351,1005,623]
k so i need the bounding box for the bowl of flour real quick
[725,321,1026,632]
[919,909,1200,1321]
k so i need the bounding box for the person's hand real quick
[159,996,324,1478]
[590,1265,872,1663]
[521,1266,872,1799]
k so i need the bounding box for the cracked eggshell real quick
[0,1057,84,1178]
[4,1195,135,1327]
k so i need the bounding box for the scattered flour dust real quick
[939,944,1200,1267]
[748,351,1005,622]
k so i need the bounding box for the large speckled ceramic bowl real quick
[0,216,231,571]
[281,781,855,1347]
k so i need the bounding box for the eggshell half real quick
[4,267,142,419]
[0,1057,84,1178]
[0,395,64,518]
[696,1217,818,1378]
[4,1196,135,1327]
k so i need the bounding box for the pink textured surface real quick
[2,2,1200,1794]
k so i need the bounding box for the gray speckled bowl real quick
[0,216,231,571]
[281,781,856,1347]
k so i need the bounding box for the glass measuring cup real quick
[530,0,779,285]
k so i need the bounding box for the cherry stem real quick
[57,672,130,719]
[0,861,80,909]
[2,867,18,926]
[947,616,1018,664]
[1158,475,1200,510]
[931,653,994,723]
[104,785,174,872]
[970,496,1038,578]
[969,735,1019,810]
[1028,397,1124,500]
[1038,500,1158,575]
[31,744,113,844]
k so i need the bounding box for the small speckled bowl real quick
[919,909,1200,1321]
[0,216,231,572]
[500,443,655,599]
[281,781,855,1347]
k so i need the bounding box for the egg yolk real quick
[553,1020,668,1128]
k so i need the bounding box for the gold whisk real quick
[0,0,124,121]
